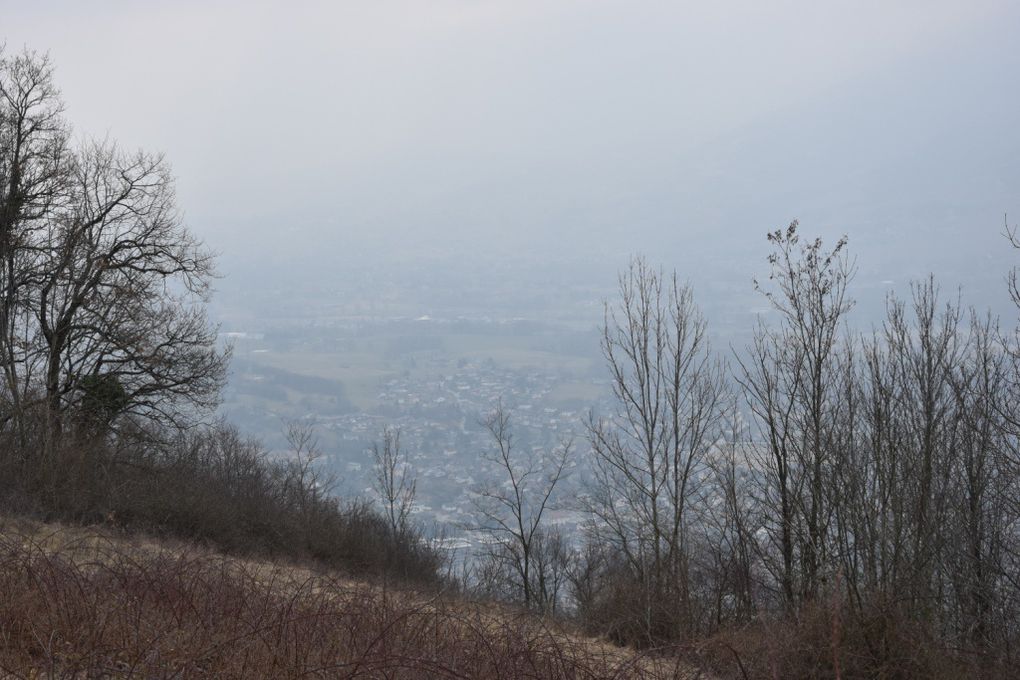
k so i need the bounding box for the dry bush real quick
[0,423,445,586]
[0,523,706,679]
[570,550,713,649]
[692,594,1011,680]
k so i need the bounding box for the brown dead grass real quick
[0,517,708,679]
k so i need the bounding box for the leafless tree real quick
[282,419,333,523]
[1004,216,1020,486]
[471,401,572,611]
[948,311,1013,651]
[734,318,804,609]
[881,280,962,611]
[585,256,728,640]
[371,426,417,538]
[1006,214,1020,312]
[996,217,1020,650]
[0,50,226,446]
[36,141,226,435]
[736,222,854,607]
[0,48,71,442]
[700,399,758,627]
[563,227,1020,667]
[824,281,961,632]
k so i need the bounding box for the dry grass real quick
[0,517,708,679]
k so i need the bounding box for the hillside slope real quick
[0,516,707,679]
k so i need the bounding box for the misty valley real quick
[5,4,1020,677]
[221,314,604,546]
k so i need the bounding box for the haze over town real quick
[6,1,1020,675]
[9,1,1018,538]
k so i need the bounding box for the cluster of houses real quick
[309,359,599,547]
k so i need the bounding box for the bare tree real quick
[701,399,759,627]
[585,256,727,640]
[734,318,804,609]
[882,280,963,613]
[0,48,71,441]
[568,227,1020,667]
[35,141,226,435]
[736,222,854,607]
[1005,215,1020,483]
[1006,214,1020,312]
[948,311,1013,652]
[835,282,1020,658]
[0,50,226,445]
[471,402,572,611]
[997,217,1020,651]
[371,426,417,538]
[825,281,965,636]
[282,419,334,524]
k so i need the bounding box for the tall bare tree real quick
[585,256,727,639]
[566,226,1020,668]
[700,399,758,626]
[0,48,70,440]
[36,141,225,434]
[471,402,572,611]
[1006,215,1019,313]
[882,279,962,610]
[736,222,854,606]
[997,217,1020,648]
[282,419,332,520]
[948,311,1012,651]
[0,50,226,445]
[371,426,417,538]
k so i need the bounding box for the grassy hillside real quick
[0,516,706,679]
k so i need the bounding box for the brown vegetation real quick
[476,238,1020,678]
[0,422,445,587]
[0,518,706,679]
[5,46,1020,680]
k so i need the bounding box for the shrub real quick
[694,594,1012,680]
[0,525,698,679]
[0,422,445,586]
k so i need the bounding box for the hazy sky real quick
[5,1,1020,304]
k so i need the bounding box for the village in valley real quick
[218,312,609,551]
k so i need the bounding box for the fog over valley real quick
[5,5,1020,673]
[13,0,1018,533]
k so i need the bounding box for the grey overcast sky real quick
[5,1,1020,299]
